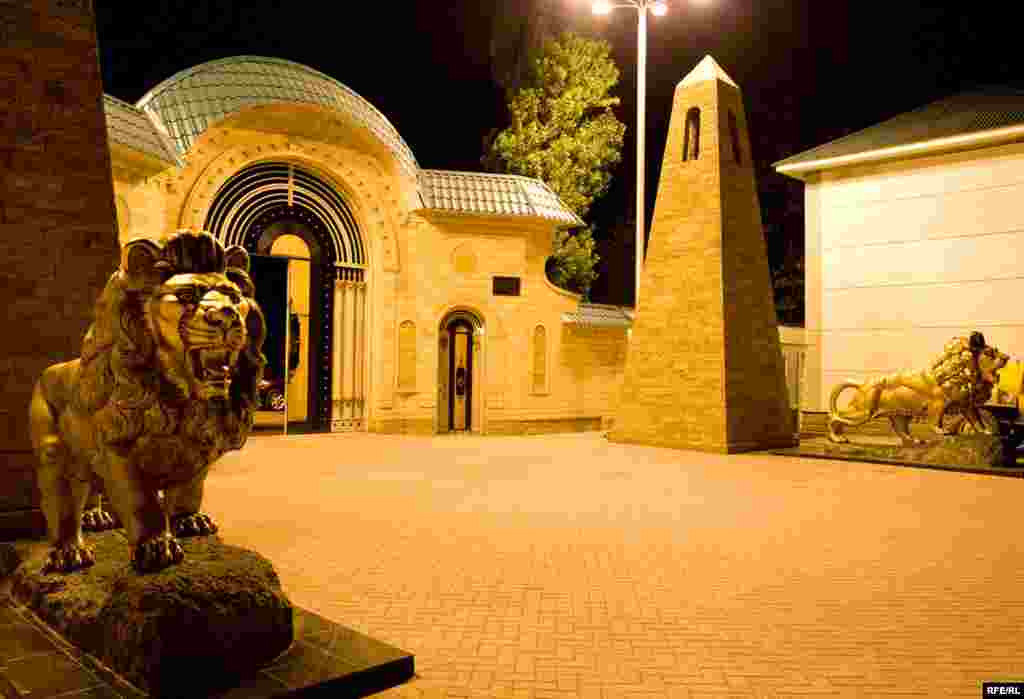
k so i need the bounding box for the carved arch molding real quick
[176,135,402,271]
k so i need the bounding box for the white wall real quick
[806,140,1024,409]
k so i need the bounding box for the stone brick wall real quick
[371,418,435,435]
[0,0,121,537]
[487,417,602,436]
[716,80,795,450]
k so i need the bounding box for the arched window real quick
[531,325,548,394]
[398,320,416,391]
[683,107,701,161]
[728,110,742,164]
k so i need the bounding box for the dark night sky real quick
[95,1,1018,305]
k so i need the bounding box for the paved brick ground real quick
[203,432,1024,698]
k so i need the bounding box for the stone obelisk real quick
[610,56,795,453]
[0,0,121,537]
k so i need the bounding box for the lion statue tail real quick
[827,380,880,443]
[828,381,874,427]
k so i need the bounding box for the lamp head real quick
[592,0,612,14]
[651,1,668,15]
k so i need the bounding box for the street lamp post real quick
[592,0,668,311]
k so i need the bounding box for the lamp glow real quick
[573,0,703,310]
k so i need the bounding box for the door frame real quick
[436,308,485,434]
[447,319,474,431]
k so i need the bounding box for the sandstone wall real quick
[0,0,121,537]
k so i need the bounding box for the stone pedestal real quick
[0,532,416,698]
[0,0,121,538]
[8,531,293,696]
[775,434,1024,478]
[799,434,1009,469]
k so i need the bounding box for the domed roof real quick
[135,56,419,177]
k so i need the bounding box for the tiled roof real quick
[417,170,583,226]
[102,94,181,167]
[775,87,1024,172]
[561,303,634,328]
[114,57,584,225]
[134,56,419,177]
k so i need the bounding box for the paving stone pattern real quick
[201,432,1024,698]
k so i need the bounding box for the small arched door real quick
[440,318,474,432]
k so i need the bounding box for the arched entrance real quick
[204,161,369,433]
[437,310,485,434]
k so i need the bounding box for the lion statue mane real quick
[827,332,1009,446]
[28,230,266,573]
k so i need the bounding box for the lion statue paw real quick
[82,506,119,532]
[43,542,96,574]
[171,512,219,538]
[132,535,185,573]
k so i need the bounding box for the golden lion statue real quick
[29,230,266,573]
[827,332,1008,446]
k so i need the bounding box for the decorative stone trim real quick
[542,274,581,302]
[331,418,365,432]
[175,135,400,271]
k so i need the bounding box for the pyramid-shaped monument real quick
[610,56,795,453]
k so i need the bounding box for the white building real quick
[775,87,1024,417]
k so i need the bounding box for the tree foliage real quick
[771,257,805,326]
[485,31,626,296]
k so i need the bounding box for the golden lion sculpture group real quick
[29,230,266,573]
[827,332,1009,446]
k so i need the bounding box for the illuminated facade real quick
[104,56,631,435]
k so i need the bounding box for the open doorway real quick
[437,309,484,434]
[249,229,318,434]
[250,253,291,434]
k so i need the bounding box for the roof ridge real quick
[102,93,182,167]
[421,168,547,182]
[103,93,142,111]
[579,302,624,309]
[775,87,1024,171]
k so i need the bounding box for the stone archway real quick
[203,160,370,432]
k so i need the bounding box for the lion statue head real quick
[74,229,267,463]
[929,331,1008,406]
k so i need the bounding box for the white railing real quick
[778,325,807,427]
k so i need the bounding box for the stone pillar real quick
[342,281,356,416]
[610,56,794,453]
[354,282,365,420]
[0,0,122,538]
[331,279,345,427]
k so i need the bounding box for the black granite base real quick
[0,544,414,698]
[772,437,1024,479]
